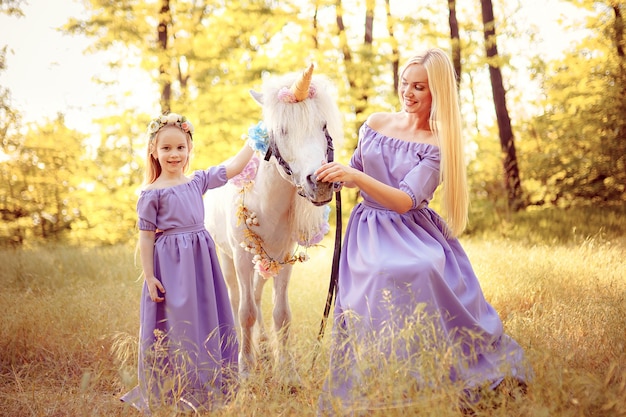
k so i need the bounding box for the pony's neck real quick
[254,161,326,239]
[254,162,297,214]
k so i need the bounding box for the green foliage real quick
[519,1,626,206]
[72,110,148,245]
[0,0,25,16]
[0,116,93,246]
[466,202,626,247]
[2,0,626,246]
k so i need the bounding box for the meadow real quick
[1,205,625,416]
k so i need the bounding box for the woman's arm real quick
[315,162,413,213]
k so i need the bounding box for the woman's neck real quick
[403,111,431,132]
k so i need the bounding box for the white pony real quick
[205,64,343,384]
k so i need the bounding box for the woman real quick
[315,48,530,413]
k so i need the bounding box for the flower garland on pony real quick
[231,121,331,280]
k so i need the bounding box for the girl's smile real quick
[152,126,191,177]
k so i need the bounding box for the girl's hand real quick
[146,276,165,302]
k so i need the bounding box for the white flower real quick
[159,115,168,124]
[147,121,160,134]
[167,113,180,124]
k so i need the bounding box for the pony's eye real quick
[281,127,288,136]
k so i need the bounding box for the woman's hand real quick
[315,162,359,187]
[317,161,414,213]
[145,276,165,302]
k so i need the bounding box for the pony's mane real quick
[260,72,343,150]
[258,70,343,241]
[290,197,327,244]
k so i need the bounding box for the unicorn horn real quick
[290,64,314,102]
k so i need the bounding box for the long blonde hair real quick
[399,48,468,236]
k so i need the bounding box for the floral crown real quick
[147,112,194,140]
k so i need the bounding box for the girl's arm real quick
[315,162,413,214]
[224,144,255,179]
[138,229,165,302]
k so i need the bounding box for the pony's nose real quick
[306,174,319,189]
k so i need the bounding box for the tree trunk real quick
[480,0,524,210]
[335,0,352,70]
[313,1,320,49]
[158,0,171,113]
[384,0,400,91]
[612,2,624,58]
[610,3,626,180]
[335,0,372,119]
[448,0,461,90]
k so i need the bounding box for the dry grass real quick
[1,229,625,416]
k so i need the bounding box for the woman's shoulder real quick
[365,112,395,131]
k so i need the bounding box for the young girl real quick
[121,112,253,414]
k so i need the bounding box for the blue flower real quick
[323,204,331,222]
[247,121,270,153]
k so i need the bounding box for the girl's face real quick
[152,126,191,176]
[399,63,432,116]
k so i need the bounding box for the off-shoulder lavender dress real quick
[121,166,238,414]
[319,124,529,413]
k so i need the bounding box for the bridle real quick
[263,124,335,177]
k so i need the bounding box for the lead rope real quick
[311,128,342,370]
[311,188,341,371]
[319,189,342,340]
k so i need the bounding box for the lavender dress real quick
[319,124,529,412]
[121,166,238,414]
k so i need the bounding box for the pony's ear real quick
[249,89,263,105]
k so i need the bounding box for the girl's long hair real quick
[399,48,468,237]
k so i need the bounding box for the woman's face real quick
[399,63,432,117]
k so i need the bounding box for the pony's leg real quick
[235,259,258,378]
[272,265,302,387]
[253,274,270,358]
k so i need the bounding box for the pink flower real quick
[230,155,259,187]
[277,85,318,103]
[278,87,297,103]
[254,258,281,279]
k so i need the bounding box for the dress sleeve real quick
[348,125,366,171]
[399,152,440,210]
[136,191,158,231]
[196,165,228,194]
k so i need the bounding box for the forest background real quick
[1,1,625,416]
[1,0,624,247]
